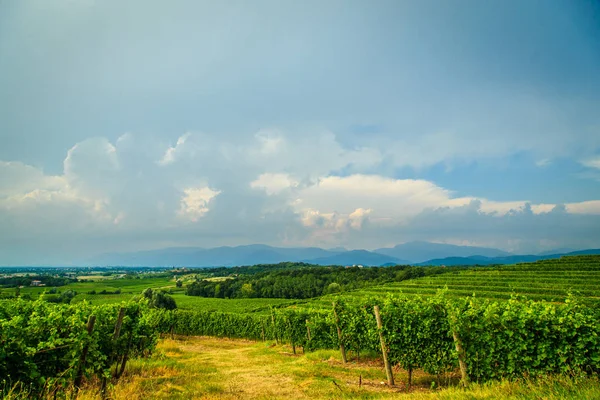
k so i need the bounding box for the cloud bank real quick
[1,131,599,264]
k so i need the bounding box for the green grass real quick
[2,280,297,312]
[4,255,600,313]
[69,336,600,400]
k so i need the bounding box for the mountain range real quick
[85,241,600,268]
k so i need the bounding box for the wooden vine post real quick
[452,330,470,387]
[332,302,347,364]
[101,307,126,398]
[288,319,296,355]
[73,314,96,397]
[270,308,279,345]
[374,305,394,387]
[306,319,312,341]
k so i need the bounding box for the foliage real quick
[186,265,456,299]
[0,299,158,396]
[150,293,600,383]
[41,289,78,304]
[356,255,600,304]
[333,300,379,359]
[447,295,600,381]
[140,288,177,310]
[3,255,600,393]
[381,295,456,376]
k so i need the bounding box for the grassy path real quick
[90,336,404,399]
[80,337,600,400]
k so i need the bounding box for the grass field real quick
[0,276,178,297]
[70,336,600,400]
[4,255,600,313]
[3,256,600,399]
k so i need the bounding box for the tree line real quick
[186,264,461,299]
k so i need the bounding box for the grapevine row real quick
[0,299,158,396]
[152,294,600,383]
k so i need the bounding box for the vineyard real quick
[2,255,600,397]
[150,293,600,386]
[351,255,600,303]
[0,299,158,397]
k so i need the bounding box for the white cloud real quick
[0,161,66,197]
[178,187,221,222]
[582,157,600,170]
[159,133,192,166]
[535,159,551,167]
[566,200,600,215]
[1,132,600,263]
[294,174,467,218]
[250,173,298,195]
[255,130,285,155]
[282,174,600,245]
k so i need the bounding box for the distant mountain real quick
[565,249,600,256]
[374,241,511,263]
[416,249,600,266]
[416,255,543,266]
[304,250,409,266]
[327,246,348,252]
[89,245,341,267]
[537,248,576,256]
[91,247,206,267]
[86,243,600,268]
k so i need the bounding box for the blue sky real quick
[1,0,599,264]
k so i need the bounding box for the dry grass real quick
[74,336,600,400]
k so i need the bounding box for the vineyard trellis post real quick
[452,330,470,387]
[288,317,296,355]
[270,308,279,345]
[73,314,96,398]
[101,307,126,398]
[332,302,347,364]
[374,305,394,387]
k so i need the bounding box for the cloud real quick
[0,161,66,196]
[282,174,600,248]
[535,159,551,167]
[250,173,298,195]
[178,187,221,222]
[566,200,600,215]
[1,131,600,264]
[582,157,600,170]
[159,133,192,166]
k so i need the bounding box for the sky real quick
[1,0,600,264]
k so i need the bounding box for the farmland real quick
[352,256,600,303]
[4,256,599,309]
[1,255,600,399]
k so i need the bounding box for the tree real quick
[140,288,177,310]
[176,280,183,288]
[241,283,254,298]
[326,282,341,294]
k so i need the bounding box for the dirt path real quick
[87,336,412,400]
[78,336,598,400]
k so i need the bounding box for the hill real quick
[86,243,600,268]
[375,241,511,263]
[89,245,341,267]
[416,249,600,266]
[301,250,408,266]
[87,242,509,267]
[354,255,600,303]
